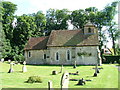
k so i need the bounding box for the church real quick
[24,22,102,65]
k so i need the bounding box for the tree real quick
[70,9,87,29]
[29,11,46,36]
[2,1,17,60]
[46,9,70,35]
[107,22,120,55]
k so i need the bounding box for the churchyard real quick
[0,61,119,89]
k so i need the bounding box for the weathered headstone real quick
[93,64,98,77]
[48,80,54,90]
[60,72,69,90]
[8,59,11,62]
[22,61,27,72]
[52,71,57,75]
[8,62,14,73]
[73,61,76,68]
[60,65,63,73]
[77,78,86,85]
[1,58,4,62]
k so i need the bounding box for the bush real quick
[102,55,120,64]
[26,76,42,83]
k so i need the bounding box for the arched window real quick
[43,54,46,59]
[88,27,91,33]
[56,52,59,60]
[28,51,31,57]
[67,50,70,60]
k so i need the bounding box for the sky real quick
[3,0,119,48]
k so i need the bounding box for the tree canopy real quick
[1,1,119,61]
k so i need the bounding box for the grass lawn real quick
[0,62,118,89]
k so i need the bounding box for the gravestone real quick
[60,65,63,73]
[77,78,86,85]
[48,80,54,90]
[22,61,27,72]
[8,62,14,73]
[93,64,98,77]
[60,72,69,90]
[1,58,4,62]
[52,71,57,75]
[73,61,76,68]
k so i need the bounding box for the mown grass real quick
[0,62,118,88]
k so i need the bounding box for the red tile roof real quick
[47,30,99,47]
[24,30,99,50]
[24,36,49,50]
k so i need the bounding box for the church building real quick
[24,22,101,65]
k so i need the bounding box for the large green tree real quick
[2,1,17,59]
[46,9,70,35]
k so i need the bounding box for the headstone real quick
[93,64,98,77]
[8,62,14,73]
[22,61,27,72]
[48,80,54,90]
[77,78,86,85]
[73,61,76,68]
[8,59,11,62]
[1,58,4,62]
[60,72,69,90]
[52,71,57,75]
[60,65,63,73]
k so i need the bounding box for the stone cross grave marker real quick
[93,64,98,77]
[73,61,76,68]
[8,62,14,73]
[60,72,69,90]
[48,80,54,90]
[22,61,27,72]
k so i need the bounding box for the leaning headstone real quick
[60,72,69,90]
[77,78,86,85]
[48,80,54,90]
[52,71,58,75]
[8,62,14,73]
[73,61,76,68]
[22,61,27,72]
[60,65,63,73]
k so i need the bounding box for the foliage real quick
[46,9,70,35]
[26,76,42,83]
[77,52,92,56]
[103,55,120,64]
[1,1,118,61]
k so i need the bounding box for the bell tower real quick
[84,21,97,34]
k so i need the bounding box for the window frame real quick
[66,50,71,60]
[55,52,59,61]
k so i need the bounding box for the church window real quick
[28,51,31,58]
[43,54,46,59]
[88,27,91,33]
[67,50,71,60]
[56,52,59,60]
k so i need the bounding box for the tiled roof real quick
[47,30,99,46]
[24,36,49,50]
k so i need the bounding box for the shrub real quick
[102,55,120,64]
[26,76,42,83]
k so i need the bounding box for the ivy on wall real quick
[77,52,92,56]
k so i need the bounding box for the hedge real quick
[102,55,120,64]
